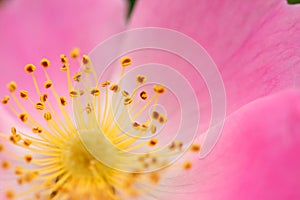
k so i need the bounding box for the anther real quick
[24,64,36,73]
[60,64,68,71]
[158,114,167,124]
[15,166,24,175]
[19,113,28,122]
[136,75,146,84]
[44,112,52,121]
[90,87,100,96]
[18,178,23,185]
[44,80,52,89]
[101,81,111,87]
[40,58,50,68]
[152,111,159,120]
[10,134,21,143]
[79,90,85,96]
[83,66,91,73]
[1,96,10,104]
[5,189,15,199]
[184,161,192,170]
[69,90,80,98]
[150,173,160,184]
[140,91,148,100]
[190,144,201,152]
[82,54,91,65]
[122,90,129,97]
[35,193,41,199]
[60,97,67,106]
[141,124,148,129]
[7,82,17,92]
[35,102,45,110]
[25,154,33,163]
[60,54,68,64]
[152,157,157,163]
[149,138,158,146]
[124,97,133,105]
[169,141,183,150]
[153,85,165,94]
[11,127,17,135]
[151,124,157,134]
[40,94,48,102]
[121,56,132,67]
[0,144,3,152]
[86,104,93,114]
[73,72,82,82]
[1,160,10,169]
[132,122,140,128]
[178,141,183,149]
[70,48,80,59]
[23,171,39,183]
[23,139,32,147]
[20,90,29,99]
[32,127,42,134]
[110,84,120,93]
[24,173,34,183]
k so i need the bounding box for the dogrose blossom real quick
[0,0,299,200]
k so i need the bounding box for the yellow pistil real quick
[0,52,200,200]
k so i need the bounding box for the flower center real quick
[0,48,200,199]
[62,136,103,177]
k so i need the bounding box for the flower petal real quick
[0,0,126,96]
[129,1,300,113]
[183,90,300,200]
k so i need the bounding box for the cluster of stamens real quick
[0,48,200,200]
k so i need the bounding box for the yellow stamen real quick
[140,91,148,100]
[40,58,50,68]
[24,64,36,73]
[153,85,165,94]
[1,95,10,104]
[20,90,29,99]
[60,54,68,64]
[0,53,193,200]
[7,81,17,92]
[70,48,80,59]
[44,80,53,89]
[19,113,28,122]
[120,56,132,67]
[136,75,146,84]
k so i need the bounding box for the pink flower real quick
[0,0,299,200]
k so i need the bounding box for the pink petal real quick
[0,0,126,96]
[182,90,300,200]
[129,1,300,114]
